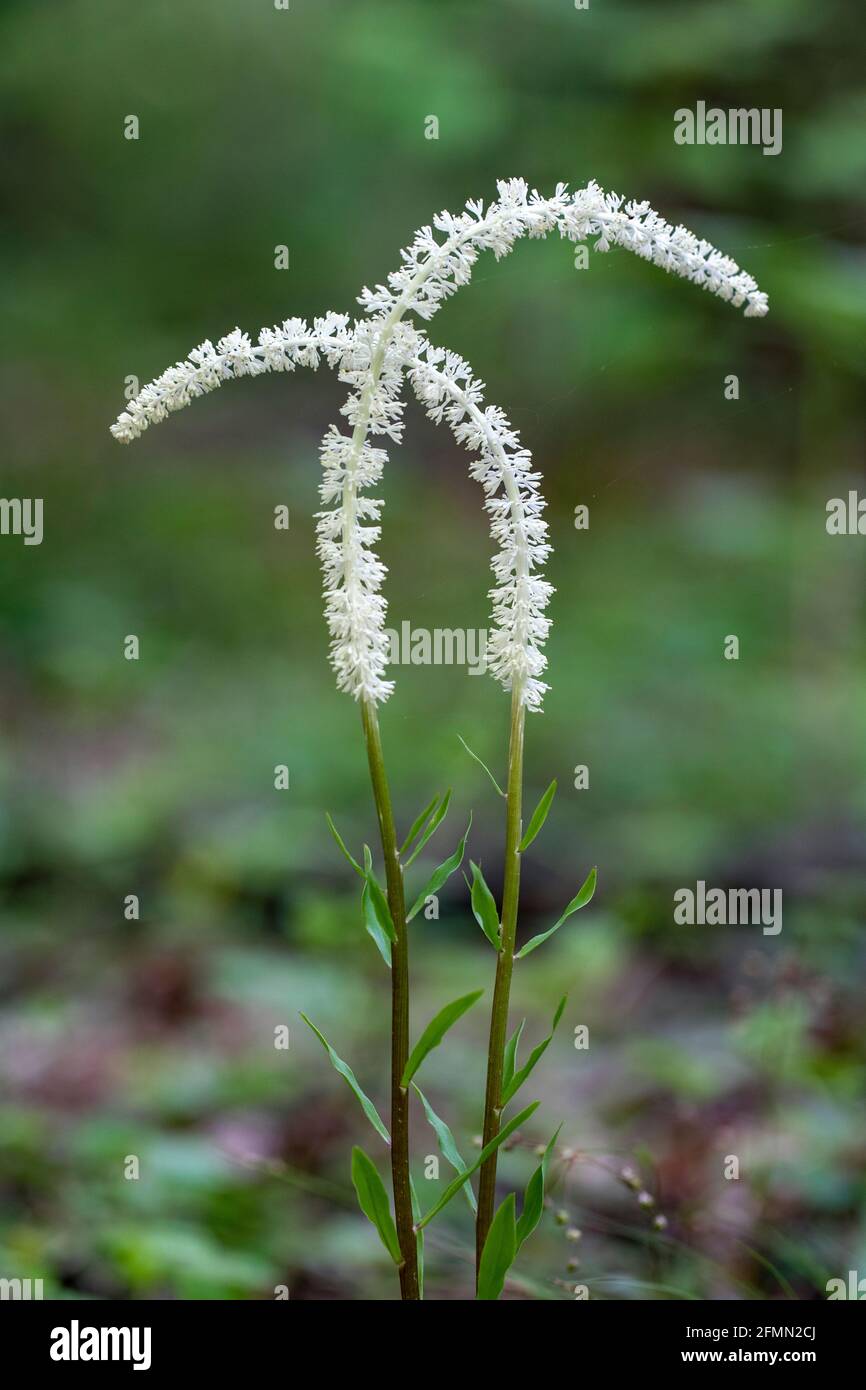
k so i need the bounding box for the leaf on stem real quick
[515,1124,561,1251]
[457,734,505,798]
[502,1018,526,1095]
[351,1147,402,1264]
[415,1102,540,1230]
[403,789,452,869]
[300,1012,390,1144]
[515,867,597,959]
[501,997,567,1107]
[363,857,397,944]
[361,846,392,967]
[476,1193,517,1300]
[518,779,557,852]
[325,811,364,878]
[401,990,483,1088]
[469,860,501,948]
[406,814,472,922]
[412,1083,477,1213]
[409,1176,425,1298]
[400,794,441,857]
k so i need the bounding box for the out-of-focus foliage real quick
[0,0,864,1298]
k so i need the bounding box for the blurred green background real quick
[1,0,865,1300]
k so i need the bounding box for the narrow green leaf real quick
[409,1177,424,1298]
[401,990,483,1088]
[400,794,440,856]
[406,814,472,922]
[364,861,397,944]
[361,847,392,966]
[516,866,597,959]
[300,1013,390,1144]
[501,997,567,1106]
[362,879,392,967]
[457,734,505,798]
[470,860,501,948]
[416,1102,540,1231]
[516,1124,561,1251]
[476,1193,517,1300]
[518,779,557,852]
[403,789,452,869]
[351,1147,401,1264]
[325,812,364,878]
[413,1083,477,1213]
[502,1018,526,1095]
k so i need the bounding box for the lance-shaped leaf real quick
[406,814,472,922]
[325,811,364,878]
[457,734,505,798]
[351,1147,401,1264]
[363,858,397,945]
[477,1193,518,1300]
[300,1013,390,1144]
[518,779,557,853]
[401,990,483,1088]
[400,794,441,856]
[413,1083,477,1213]
[516,866,597,959]
[409,1176,425,1298]
[501,997,567,1107]
[516,1124,561,1251]
[361,846,391,967]
[416,1101,540,1230]
[469,860,501,948]
[503,1018,526,1096]
[403,789,452,868]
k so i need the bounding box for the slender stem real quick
[360,697,420,1301]
[476,685,526,1274]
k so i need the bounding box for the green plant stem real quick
[361,697,420,1301]
[476,685,526,1276]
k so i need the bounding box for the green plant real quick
[110,179,766,1300]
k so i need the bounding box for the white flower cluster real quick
[326,178,765,705]
[313,320,421,704]
[110,179,768,710]
[110,314,353,442]
[408,343,552,711]
[358,178,768,324]
[572,182,768,316]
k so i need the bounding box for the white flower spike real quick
[111,181,767,712]
[325,178,766,706]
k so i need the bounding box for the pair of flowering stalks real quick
[111,179,766,1298]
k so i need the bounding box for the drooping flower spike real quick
[324,178,767,709]
[406,341,553,713]
[109,315,356,444]
[112,180,768,713]
[107,312,524,708]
